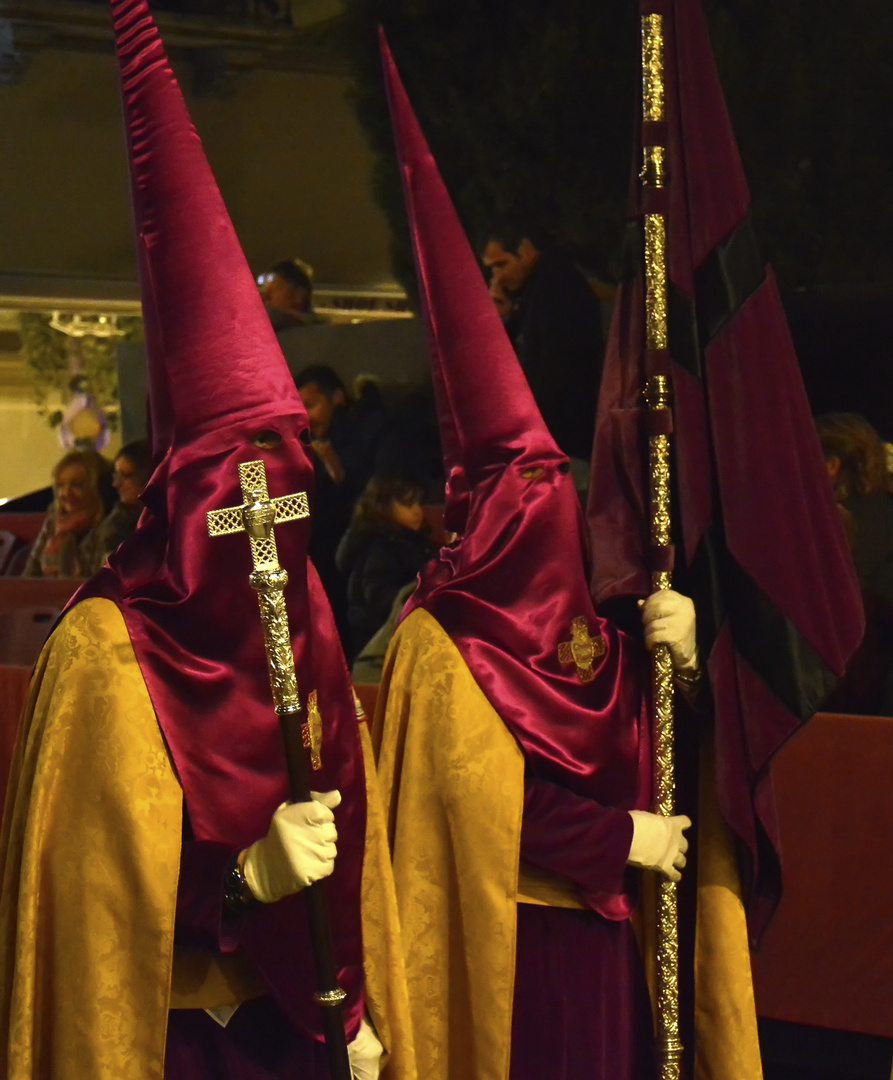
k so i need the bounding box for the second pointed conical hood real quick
[380,32,560,486]
[114,0,302,454]
[381,34,650,925]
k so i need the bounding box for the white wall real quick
[0,382,121,504]
[0,48,394,287]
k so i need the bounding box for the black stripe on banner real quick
[620,219,643,283]
[660,217,766,383]
[683,521,838,721]
[694,215,766,348]
[668,287,701,380]
[668,214,834,718]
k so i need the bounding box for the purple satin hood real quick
[64,0,369,1036]
[382,34,649,919]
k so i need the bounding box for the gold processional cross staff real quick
[641,10,683,1080]
[207,459,351,1080]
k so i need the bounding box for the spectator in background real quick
[480,220,603,475]
[489,276,518,328]
[351,582,417,687]
[335,476,434,662]
[88,439,153,569]
[883,441,893,495]
[294,364,390,643]
[23,449,108,578]
[818,413,893,604]
[261,257,325,333]
[817,412,893,714]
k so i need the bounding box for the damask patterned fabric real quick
[358,721,418,1080]
[692,737,762,1080]
[0,598,416,1080]
[0,598,181,1080]
[374,607,525,1080]
[374,608,762,1080]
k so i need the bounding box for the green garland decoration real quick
[18,313,144,432]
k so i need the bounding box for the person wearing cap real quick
[372,41,698,1080]
[0,5,413,1079]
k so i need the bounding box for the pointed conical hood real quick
[113,0,301,454]
[65,2,370,1038]
[380,31,560,487]
[382,33,650,925]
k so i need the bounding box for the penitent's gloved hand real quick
[627,810,692,882]
[639,590,698,675]
[348,1015,385,1080]
[243,791,340,904]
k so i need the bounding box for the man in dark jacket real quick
[481,223,603,468]
[295,365,391,644]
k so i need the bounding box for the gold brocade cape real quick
[374,607,762,1080]
[0,598,415,1080]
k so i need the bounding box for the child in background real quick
[336,476,434,661]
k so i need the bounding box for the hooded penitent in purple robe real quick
[373,34,657,1080]
[0,3,415,1078]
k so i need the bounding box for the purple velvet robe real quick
[164,840,350,1078]
[511,779,656,1080]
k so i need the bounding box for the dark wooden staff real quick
[208,459,351,1080]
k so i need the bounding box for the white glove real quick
[627,810,692,881]
[639,590,698,674]
[243,790,340,904]
[348,1015,384,1080]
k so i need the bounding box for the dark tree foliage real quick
[706,0,893,436]
[344,0,893,299]
[343,0,639,296]
[705,0,893,291]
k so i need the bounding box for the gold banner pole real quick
[641,11,683,1080]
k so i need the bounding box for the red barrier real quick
[752,712,893,1037]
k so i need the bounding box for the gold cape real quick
[0,597,415,1080]
[373,607,761,1080]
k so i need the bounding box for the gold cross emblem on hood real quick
[558,617,606,684]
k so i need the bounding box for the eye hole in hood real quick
[520,466,545,481]
[251,429,282,450]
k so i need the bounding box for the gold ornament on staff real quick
[641,11,683,1080]
[207,459,352,1080]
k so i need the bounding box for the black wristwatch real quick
[223,854,257,912]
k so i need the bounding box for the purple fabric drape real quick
[165,998,327,1080]
[522,775,635,911]
[510,906,656,1080]
[588,0,864,939]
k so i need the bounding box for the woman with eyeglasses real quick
[90,439,153,570]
